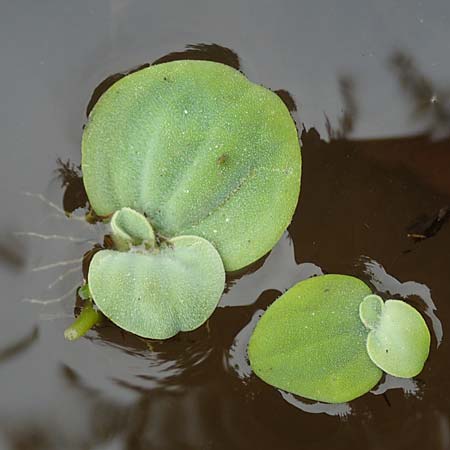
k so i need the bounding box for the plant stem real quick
[64,301,102,341]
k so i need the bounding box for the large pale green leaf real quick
[248,275,382,403]
[88,235,225,339]
[82,60,301,271]
[360,295,431,378]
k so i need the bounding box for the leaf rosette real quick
[249,275,431,403]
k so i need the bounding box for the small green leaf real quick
[359,294,383,329]
[88,235,225,339]
[78,284,91,300]
[248,275,382,403]
[364,299,431,378]
[82,60,301,271]
[110,207,155,250]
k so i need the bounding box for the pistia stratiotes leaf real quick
[110,207,155,250]
[360,295,431,378]
[359,294,383,329]
[248,275,383,403]
[88,234,225,339]
[82,60,301,271]
[78,284,91,301]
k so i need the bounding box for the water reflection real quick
[221,233,323,307]
[0,327,38,364]
[279,391,352,418]
[325,75,358,140]
[371,374,422,398]
[0,230,26,271]
[407,206,450,242]
[389,50,450,139]
[226,307,264,380]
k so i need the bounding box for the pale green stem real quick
[64,301,102,341]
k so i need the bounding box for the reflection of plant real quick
[67,60,301,340]
[390,50,450,137]
[248,275,431,403]
[325,76,358,140]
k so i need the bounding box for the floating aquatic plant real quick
[82,60,301,271]
[66,60,301,340]
[248,275,431,403]
[88,208,225,339]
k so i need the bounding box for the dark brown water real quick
[1,1,450,449]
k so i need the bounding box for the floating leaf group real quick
[74,60,301,340]
[64,57,434,407]
[248,275,431,403]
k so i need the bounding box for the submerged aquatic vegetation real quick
[248,275,431,403]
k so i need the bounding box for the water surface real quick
[1,1,450,449]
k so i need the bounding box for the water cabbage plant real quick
[248,275,431,403]
[66,60,301,340]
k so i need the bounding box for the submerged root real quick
[23,191,87,222]
[22,284,79,305]
[31,257,83,272]
[14,231,95,245]
[48,266,81,289]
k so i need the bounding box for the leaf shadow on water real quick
[55,158,88,214]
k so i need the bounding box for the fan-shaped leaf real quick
[362,296,431,378]
[88,235,225,339]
